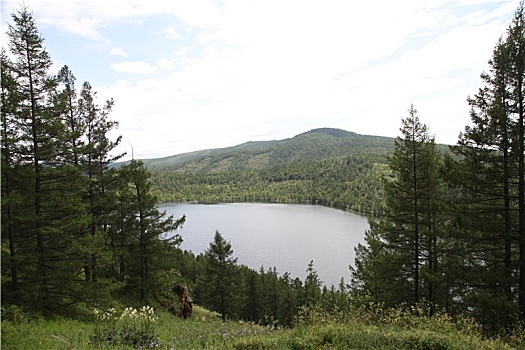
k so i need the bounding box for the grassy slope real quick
[2,304,522,350]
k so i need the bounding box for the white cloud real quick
[104,1,514,157]
[157,59,175,70]
[173,46,191,56]
[110,47,128,57]
[111,61,157,74]
[162,25,183,40]
[2,0,519,160]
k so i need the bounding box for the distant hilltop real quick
[117,128,396,171]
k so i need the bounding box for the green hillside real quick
[138,128,393,172]
[140,128,397,215]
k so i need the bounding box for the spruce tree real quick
[304,260,322,306]
[76,81,122,283]
[118,160,185,300]
[506,2,525,321]
[55,65,84,166]
[351,106,445,310]
[203,230,238,320]
[5,5,85,311]
[449,1,525,324]
[1,48,22,301]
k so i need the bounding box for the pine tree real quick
[278,272,297,326]
[2,4,188,314]
[351,106,445,310]
[203,230,238,320]
[5,5,83,311]
[506,2,525,321]
[76,81,123,282]
[304,260,322,306]
[449,1,525,324]
[55,65,84,166]
[1,48,23,301]
[124,160,185,301]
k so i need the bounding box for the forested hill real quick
[136,128,395,172]
[137,128,398,215]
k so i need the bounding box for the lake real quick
[158,202,369,287]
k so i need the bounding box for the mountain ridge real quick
[131,128,395,172]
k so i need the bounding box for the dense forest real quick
[150,149,389,215]
[129,128,397,215]
[1,2,525,348]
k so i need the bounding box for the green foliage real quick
[200,231,239,320]
[304,261,322,306]
[2,304,519,350]
[3,3,525,344]
[117,160,185,301]
[91,306,159,347]
[351,106,449,313]
[1,317,92,350]
[136,128,392,170]
[1,305,26,324]
[144,129,395,215]
[443,1,525,326]
[286,303,518,350]
[150,154,389,215]
[1,5,183,315]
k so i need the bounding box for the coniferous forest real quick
[1,3,525,349]
[146,129,394,215]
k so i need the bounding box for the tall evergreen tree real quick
[76,81,122,282]
[449,1,525,323]
[350,106,445,310]
[506,2,525,320]
[55,65,84,166]
[203,230,238,320]
[304,260,322,306]
[4,5,85,311]
[1,48,23,301]
[277,272,297,326]
[124,160,185,301]
[1,4,188,314]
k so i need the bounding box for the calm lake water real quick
[158,202,369,287]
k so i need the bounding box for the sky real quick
[1,0,520,161]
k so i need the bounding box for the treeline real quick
[150,153,388,215]
[171,230,350,327]
[1,7,185,313]
[351,3,525,332]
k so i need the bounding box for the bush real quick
[1,305,26,324]
[91,305,160,348]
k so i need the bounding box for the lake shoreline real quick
[158,200,370,217]
[159,202,369,287]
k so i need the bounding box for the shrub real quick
[1,305,26,324]
[91,305,160,348]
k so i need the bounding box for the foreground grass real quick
[2,304,524,349]
[1,305,270,350]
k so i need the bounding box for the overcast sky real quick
[1,0,519,160]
